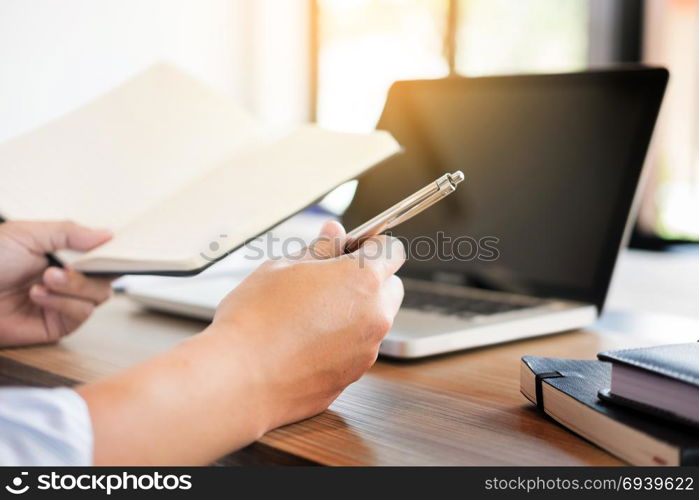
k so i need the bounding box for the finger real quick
[380,275,405,319]
[21,220,112,253]
[30,285,95,332]
[301,220,348,261]
[42,267,114,304]
[349,235,406,280]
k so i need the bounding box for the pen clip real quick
[386,182,456,229]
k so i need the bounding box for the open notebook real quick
[0,64,400,274]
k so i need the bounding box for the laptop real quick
[124,67,668,358]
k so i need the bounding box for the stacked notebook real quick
[521,342,699,465]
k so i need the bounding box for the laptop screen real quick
[342,69,667,309]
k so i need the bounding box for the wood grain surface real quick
[1,294,697,466]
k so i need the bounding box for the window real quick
[455,0,588,76]
[315,0,591,132]
[316,0,449,133]
[642,0,699,240]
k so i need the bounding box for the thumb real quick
[21,220,113,253]
[303,220,347,260]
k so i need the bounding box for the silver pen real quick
[344,170,465,253]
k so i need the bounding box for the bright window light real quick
[456,0,589,76]
[317,0,449,133]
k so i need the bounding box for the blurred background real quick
[0,0,697,244]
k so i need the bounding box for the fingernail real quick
[47,267,67,285]
[388,236,406,259]
[31,284,49,299]
[361,238,381,256]
[91,228,113,240]
[318,221,336,238]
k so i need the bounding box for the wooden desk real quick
[1,290,697,465]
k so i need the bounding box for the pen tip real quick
[450,170,465,185]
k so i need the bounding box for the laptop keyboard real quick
[401,288,539,318]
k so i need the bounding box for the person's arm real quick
[77,328,267,464]
[78,221,405,465]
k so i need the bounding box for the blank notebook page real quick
[75,126,399,271]
[0,64,259,230]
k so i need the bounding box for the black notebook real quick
[598,343,699,428]
[520,356,699,465]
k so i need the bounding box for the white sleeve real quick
[0,387,93,466]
